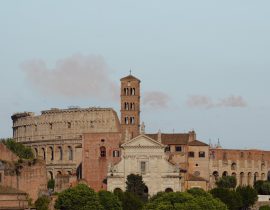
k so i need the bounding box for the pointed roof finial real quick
[129,69,132,75]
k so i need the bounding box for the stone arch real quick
[48,146,54,161]
[231,162,237,170]
[113,188,123,193]
[261,162,265,171]
[261,173,266,180]
[213,171,219,181]
[247,172,252,185]
[68,146,73,160]
[48,171,53,180]
[232,172,236,177]
[57,146,63,160]
[254,172,259,182]
[165,188,173,193]
[222,171,228,177]
[34,148,38,158]
[144,186,149,195]
[41,148,46,160]
[240,172,244,186]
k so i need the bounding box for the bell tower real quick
[120,73,141,140]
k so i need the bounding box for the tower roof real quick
[120,74,140,82]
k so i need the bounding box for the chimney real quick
[158,129,162,143]
[188,130,196,142]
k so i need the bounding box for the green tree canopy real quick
[216,176,237,189]
[254,180,270,195]
[236,185,258,209]
[98,190,122,210]
[210,187,242,210]
[126,174,148,202]
[144,191,227,210]
[54,184,103,210]
[260,205,270,210]
[114,191,143,210]
[47,179,55,191]
[3,138,34,159]
[35,195,50,210]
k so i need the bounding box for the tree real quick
[254,180,270,195]
[126,174,148,201]
[260,205,270,210]
[114,191,143,210]
[216,176,237,189]
[236,186,258,210]
[98,190,122,210]
[210,187,242,210]
[35,195,50,210]
[54,184,103,210]
[47,179,55,191]
[144,191,227,210]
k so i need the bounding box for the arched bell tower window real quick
[100,146,106,157]
[125,117,129,125]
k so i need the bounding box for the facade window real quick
[188,152,194,158]
[140,161,146,174]
[49,147,54,161]
[131,88,135,95]
[100,146,106,157]
[58,146,63,160]
[42,148,46,160]
[125,117,129,125]
[68,146,73,160]
[113,150,120,157]
[49,123,53,130]
[68,122,71,129]
[130,117,135,125]
[199,151,205,158]
[175,146,182,152]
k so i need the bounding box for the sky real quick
[0,0,269,149]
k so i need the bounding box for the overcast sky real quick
[0,0,269,149]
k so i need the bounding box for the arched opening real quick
[48,171,53,180]
[231,162,237,170]
[49,146,54,161]
[222,171,228,177]
[165,188,173,193]
[240,172,244,186]
[113,188,122,194]
[144,186,149,195]
[34,148,38,158]
[131,88,135,95]
[130,103,133,110]
[67,171,72,175]
[261,173,266,180]
[58,146,63,161]
[232,172,236,177]
[125,117,129,125]
[247,172,252,185]
[57,171,62,176]
[68,146,73,160]
[130,117,135,125]
[213,171,219,181]
[125,102,129,110]
[254,172,259,183]
[42,148,46,160]
[261,162,265,171]
[100,146,106,157]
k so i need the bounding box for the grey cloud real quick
[22,54,118,100]
[143,91,170,109]
[187,95,247,109]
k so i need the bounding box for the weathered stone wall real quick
[82,132,122,191]
[11,107,121,179]
[209,148,270,189]
[0,193,28,210]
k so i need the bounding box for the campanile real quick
[120,74,141,139]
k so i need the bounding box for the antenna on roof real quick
[129,69,132,75]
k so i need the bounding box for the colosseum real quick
[11,107,120,179]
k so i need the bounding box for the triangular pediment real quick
[122,134,165,148]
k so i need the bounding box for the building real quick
[107,134,181,195]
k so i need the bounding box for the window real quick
[49,123,53,130]
[165,146,170,152]
[100,146,106,157]
[175,146,182,152]
[58,146,63,160]
[130,117,135,125]
[188,152,194,158]
[68,122,71,129]
[125,117,129,125]
[49,147,54,161]
[140,161,146,174]
[199,151,205,158]
[113,150,120,157]
[68,146,73,160]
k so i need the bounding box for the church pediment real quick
[122,134,165,148]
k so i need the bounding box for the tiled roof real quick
[120,75,141,82]
[187,174,208,182]
[188,140,209,146]
[146,133,189,145]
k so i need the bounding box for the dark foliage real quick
[35,195,50,210]
[3,138,34,159]
[126,174,148,202]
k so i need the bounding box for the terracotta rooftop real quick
[188,140,209,147]
[146,133,190,145]
[120,74,141,82]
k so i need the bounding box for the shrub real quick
[35,195,50,210]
